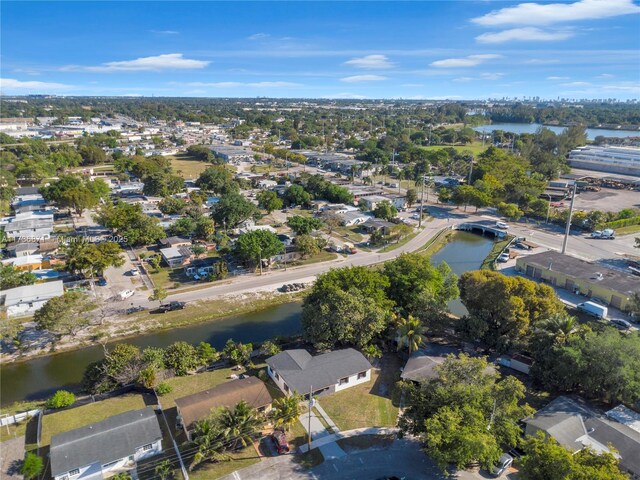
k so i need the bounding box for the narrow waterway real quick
[472,122,639,140]
[0,231,495,406]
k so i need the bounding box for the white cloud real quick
[472,0,640,26]
[401,83,425,87]
[430,54,502,68]
[476,27,573,44]
[62,53,210,72]
[561,81,592,86]
[248,33,270,40]
[0,78,73,90]
[151,30,179,35]
[344,54,394,69]
[182,81,301,88]
[340,75,388,83]
[547,76,570,80]
[597,73,615,79]
[453,77,474,82]
[480,72,504,80]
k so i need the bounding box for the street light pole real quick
[418,174,426,229]
[543,193,552,224]
[561,183,578,254]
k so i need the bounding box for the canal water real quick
[0,231,494,406]
[473,123,639,140]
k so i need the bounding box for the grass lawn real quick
[286,251,338,267]
[40,393,153,446]
[377,230,420,253]
[614,224,640,236]
[480,235,514,270]
[168,154,214,178]
[149,267,191,290]
[320,355,401,431]
[159,368,236,409]
[417,229,455,256]
[187,445,261,480]
[0,421,29,442]
[420,141,488,156]
[331,225,364,243]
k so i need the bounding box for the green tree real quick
[216,400,264,450]
[321,211,342,234]
[396,315,425,354]
[233,229,284,266]
[62,240,124,277]
[223,339,253,367]
[158,197,187,215]
[520,432,627,480]
[20,452,43,480]
[164,341,200,376]
[34,292,96,338]
[95,201,165,246]
[154,459,174,480]
[406,188,418,207]
[271,394,303,431]
[47,390,76,409]
[256,190,283,213]
[149,287,168,306]
[295,234,321,258]
[372,200,398,220]
[497,202,524,220]
[59,186,98,215]
[196,166,238,195]
[283,184,312,206]
[287,215,323,235]
[190,419,229,470]
[399,354,532,471]
[193,216,215,241]
[259,340,281,357]
[196,341,218,365]
[457,270,565,350]
[0,264,36,290]
[210,192,259,229]
[437,188,452,204]
[85,178,111,200]
[142,172,184,197]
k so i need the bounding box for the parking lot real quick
[572,188,640,213]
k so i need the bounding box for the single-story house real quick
[50,407,163,480]
[362,218,395,235]
[1,254,50,271]
[497,353,534,375]
[237,225,277,235]
[401,344,496,383]
[5,241,40,257]
[273,245,302,263]
[160,246,193,268]
[358,195,389,211]
[340,211,371,227]
[515,250,639,311]
[0,280,64,318]
[0,211,54,240]
[257,179,278,189]
[266,348,372,397]
[158,236,192,249]
[175,377,273,440]
[524,396,640,478]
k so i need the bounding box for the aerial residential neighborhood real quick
[1,1,640,480]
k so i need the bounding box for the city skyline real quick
[1,0,640,100]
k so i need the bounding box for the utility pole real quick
[418,174,426,228]
[561,183,578,254]
[468,156,474,184]
[307,385,313,450]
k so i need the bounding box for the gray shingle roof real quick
[585,417,640,477]
[266,348,372,394]
[50,407,162,476]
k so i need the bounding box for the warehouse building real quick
[515,251,639,311]
[568,145,640,176]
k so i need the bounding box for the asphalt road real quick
[219,438,510,480]
[117,205,637,308]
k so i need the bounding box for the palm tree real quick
[217,400,264,451]
[536,313,579,346]
[190,417,229,470]
[397,315,425,355]
[271,394,303,431]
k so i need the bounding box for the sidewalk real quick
[298,401,346,460]
[298,427,399,454]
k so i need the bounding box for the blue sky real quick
[1,1,639,99]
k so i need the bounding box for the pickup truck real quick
[159,301,186,313]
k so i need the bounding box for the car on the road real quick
[490,453,514,477]
[126,306,147,315]
[270,429,290,454]
[590,228,615,239]
[495,221,508,230]
[610,318,632,330]
[159,301,186,313]
[96,277,107,286]
[119,289,135,300]
[497,252,510,263]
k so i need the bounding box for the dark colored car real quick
[126,306,146,315]
[270,430,289,454]
[96,278,107,286]
[159,301,186,313]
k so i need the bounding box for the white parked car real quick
[119,289,135,300]
[130,269,140,276]
[491,453,514,477]
[497,252,510,262]
[495,221,508,230]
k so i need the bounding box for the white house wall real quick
[334,369,371,392]
[54,461,102,480]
